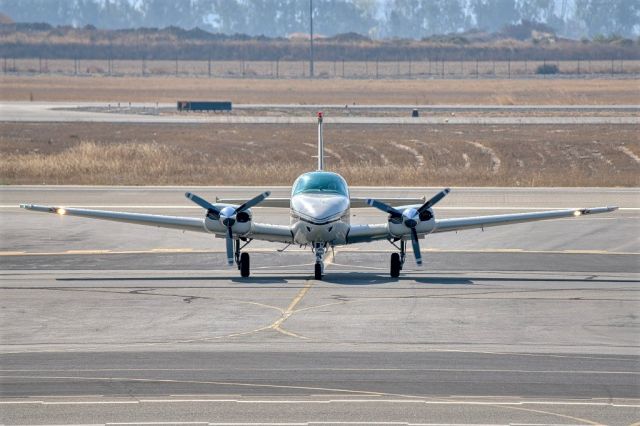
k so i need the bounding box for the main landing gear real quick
[389,239,406,278]
[235,239,252,278]
[313,242,326,280]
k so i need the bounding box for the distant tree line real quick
[0,0,639,40]
[1,23,638,61]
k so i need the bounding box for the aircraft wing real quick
[20,204,294,243]
[216,197,426,208]
[346,206,618,244]
[430,206,618,233]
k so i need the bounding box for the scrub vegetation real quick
[1,122,637,187]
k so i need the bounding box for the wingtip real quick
[185,192,193,199]
[578,206,620,216]
[365,199,374,206]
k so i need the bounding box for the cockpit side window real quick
[292,173,348,196]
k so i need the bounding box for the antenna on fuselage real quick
[317,111,324,171]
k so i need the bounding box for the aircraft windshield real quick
[292,172,348,196]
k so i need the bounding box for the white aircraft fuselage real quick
[289,171,351,245]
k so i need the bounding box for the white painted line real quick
[1,368,637,374]
[107,423,210,425]
[2,398,637,408]
[42,400,139,404]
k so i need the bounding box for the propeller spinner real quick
[366,188,450,266]
[186,191,271,265]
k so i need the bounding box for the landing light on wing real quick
[573,210,582,217]
[57,207,66,215]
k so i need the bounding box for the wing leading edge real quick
[346,206,618,244]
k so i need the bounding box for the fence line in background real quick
[2,58,638,79]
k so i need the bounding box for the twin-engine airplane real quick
[22,113,617,280]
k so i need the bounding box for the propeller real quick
[366,188,450,266]
[419,188,450,214]
[366,199,402,220]
[186,191,271,265]
[186,192,220,220]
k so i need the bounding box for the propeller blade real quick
[185,192,220,218]
[418,188,450,213]
[410,227,423,266]
[225,226,234,266]
[365,198,403,218]
[237,191,271,213]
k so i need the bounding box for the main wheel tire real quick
[240,252,250,277]
[390,253,401,278]
[314,262,323,280]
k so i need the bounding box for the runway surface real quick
[1,186,639,425]
[2,101,639,124]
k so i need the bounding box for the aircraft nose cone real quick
[220,206,237,226]
[292,194,349,222]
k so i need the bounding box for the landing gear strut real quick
[235,239,252,278]
[389,239,406,278]
[313,242,326,280]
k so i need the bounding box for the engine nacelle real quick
[388,206,436,238]
[204,204,253,236]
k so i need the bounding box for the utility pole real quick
[309,0,314,78]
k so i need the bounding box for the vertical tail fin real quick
[317,111,324,170]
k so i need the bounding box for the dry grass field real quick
[1,122,638,186]
[2,75,639,104]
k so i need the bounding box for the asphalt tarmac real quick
[1,186,639,425]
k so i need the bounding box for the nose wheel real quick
[313,242,326,280]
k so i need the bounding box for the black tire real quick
[390,253,401,278]
[240,252,250,277]
[314,262,323,280]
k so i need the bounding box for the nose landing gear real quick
[313,242,326,280]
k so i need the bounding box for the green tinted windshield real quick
[292,172,348,196]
